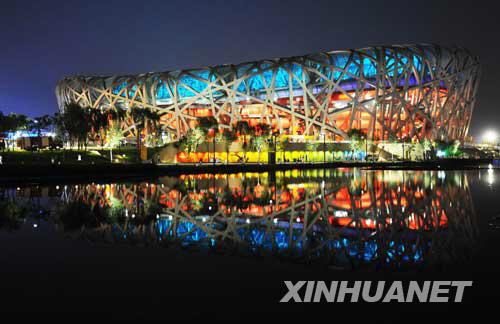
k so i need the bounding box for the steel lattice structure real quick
[56,44,480,142]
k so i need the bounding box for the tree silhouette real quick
[347,128,365,159]
[28,114,53,137]
[61,102,92,150]
[252,123,271,163]
[235,121,252,162]
[219,128,237,164]
[130,106,161,160]
[198,117,218,163]
[0,112,29,149]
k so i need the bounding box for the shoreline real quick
[0,158,495,184]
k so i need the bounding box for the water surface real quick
[1,168,499,319]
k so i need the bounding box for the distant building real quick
[2,130,57,150]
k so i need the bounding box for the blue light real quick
[345,56,360,79]
[274,231,288,249]
[262,68,274,88]
[248,69,265,92]
[129,84,139,98]
[334,54,349,70]
[177,84,195,98]
[180,74,208,95]
[275,68,288,88]
[156,80,172,100]
[151,217,428,266]
[413,55,422,73]
[250,228,265,245]
[112,81,127,97]
[150,51,438,102]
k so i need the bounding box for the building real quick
[56,44,480,144]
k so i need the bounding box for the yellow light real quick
[483,130,498,144]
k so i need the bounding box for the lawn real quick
[0,147,161,165]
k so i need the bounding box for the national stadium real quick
[55,44,480,162]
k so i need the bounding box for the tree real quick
[436,139,461,158]
[197,117,219,163]
[130,106,147,151]
[106,124,124,162]
[56,198,97,231]
[275,136,288,162]
[130,106,161,160]
[12,114,29,133]
[306,141,319,152]
[449,140,461,157]
[253,135,268,163]
[179,128,205,157]
[28,115,53,137]
[53,113,68,146]
[421,139,433,160]
[88,109,109,147]
[347,128,365,140]
[401,136,412,160]
[198,116,218,134]
[255,123,270,136]
[109,107,127,124]
[144,109,161,139]
[0,198,30,231]
[62,102,92,150]
[252,123,270,163]
[218,128,237,164]
[347,129,365,160]
[235,121,252,163]
[0,112,29,150]
[107,107,127,145]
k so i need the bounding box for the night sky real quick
[0,0,498,139]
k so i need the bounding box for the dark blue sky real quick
[0,0,498,138]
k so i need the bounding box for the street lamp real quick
[402,136,406,161]
[213,135,217,166]
[483,130,498,146]
[321,132,326,164]
[362,134,368,162]
[272,132,279,164]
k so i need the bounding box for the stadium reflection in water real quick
[3,169,479,269]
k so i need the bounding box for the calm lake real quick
[1,167,499,319]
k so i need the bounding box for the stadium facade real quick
[56,44,480,143]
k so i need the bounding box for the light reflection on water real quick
[0,168,486,269]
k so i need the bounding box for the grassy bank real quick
[0,148,163,165]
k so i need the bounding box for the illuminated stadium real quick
[56,44,480,150]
